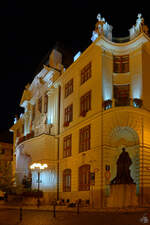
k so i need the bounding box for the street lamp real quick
[30,163,48,207]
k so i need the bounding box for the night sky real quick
[0,1,150,135]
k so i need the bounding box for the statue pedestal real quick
[107,184,138,208]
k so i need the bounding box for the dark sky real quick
[0,1,150,133]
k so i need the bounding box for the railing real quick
[17,131,35,145]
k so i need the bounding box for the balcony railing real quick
[17,131,35,145]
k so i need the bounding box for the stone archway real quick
[104,126,140,207]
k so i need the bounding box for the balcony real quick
[17,124,53,146]
[17,131,35,145]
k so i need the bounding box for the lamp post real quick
[30,163,48,207]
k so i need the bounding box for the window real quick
[79,125,90,152]
[38,97,42,113]
[22,123,24,135]
[65,79,73,98]
[44,93,48,113]
[114,85,130,106]
[113,55,129,73]
[63,135,72,158]
[79,165,90,191]
[32,105,35,121]
[80,91,91,116]
[81,62,91,85]
[64,104,73,126]
[63,169,71,192]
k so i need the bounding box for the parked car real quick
[0,190,5,200]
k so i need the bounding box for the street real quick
[0,208,149,225]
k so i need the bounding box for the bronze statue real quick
[111,147,134,184]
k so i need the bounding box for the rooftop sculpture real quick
[129,13,149,40]
[91,13,113,42]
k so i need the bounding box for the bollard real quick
[53,202,56,218]
[19,207,23,222]
[77,201,80,215]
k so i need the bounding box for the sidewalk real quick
[0,201,149,213]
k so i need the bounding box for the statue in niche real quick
[111,147,134,184]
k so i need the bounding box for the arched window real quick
[79,165,90,191]
[63,169,71,192]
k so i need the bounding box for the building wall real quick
[142,44,150,111]
[58,44,102,207]
[0,142,13,189]
[10,32,150,207]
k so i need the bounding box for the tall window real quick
[32,105,35,121]
[81,62,91,85]
[63,135,72,158]
[79,125,91,152]
[114,85,130,106]
[64,104,73,126]
[38,97,42,113]
[113,55,129,73]
[80,91,91,116]
[65,79,73,98]
[63,169,71,192]
[79,165,90,191]
[22,123,24,135]
[44,93,48,113]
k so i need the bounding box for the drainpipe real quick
[57,85,61,200]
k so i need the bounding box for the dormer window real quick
[113,55,129,73]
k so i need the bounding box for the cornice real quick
[95,33,149,54]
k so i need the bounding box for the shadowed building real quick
[0,131,13,191]
[10,13,150,208]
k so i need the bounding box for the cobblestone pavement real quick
[0,208,149,225]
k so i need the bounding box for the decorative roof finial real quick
[91,13,113,42]
[129,13,149,40]
[97,13,101,21]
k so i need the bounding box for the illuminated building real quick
[10,13,150,208]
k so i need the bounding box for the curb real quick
[0,204,149,213]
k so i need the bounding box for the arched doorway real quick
[103,126,139,207]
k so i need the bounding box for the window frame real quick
[63,169,71,192]
[81,62,92,85]
[38,97,42,113]
[79,164,90,191]
[113,55,129,73]
[79,125,91,153]
[80,91,91,116]
[64,104,73,124]
[113,84,130,106]
[63,134,72,158]
[65,79,73,98]
[32,104,35,121]
[44,93,48,113]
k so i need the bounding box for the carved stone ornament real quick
[129,14,149,40]
[91,13,113,42]
[33,113,49,136]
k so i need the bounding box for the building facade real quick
[0,141,13,190]
[10,14,150,208]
